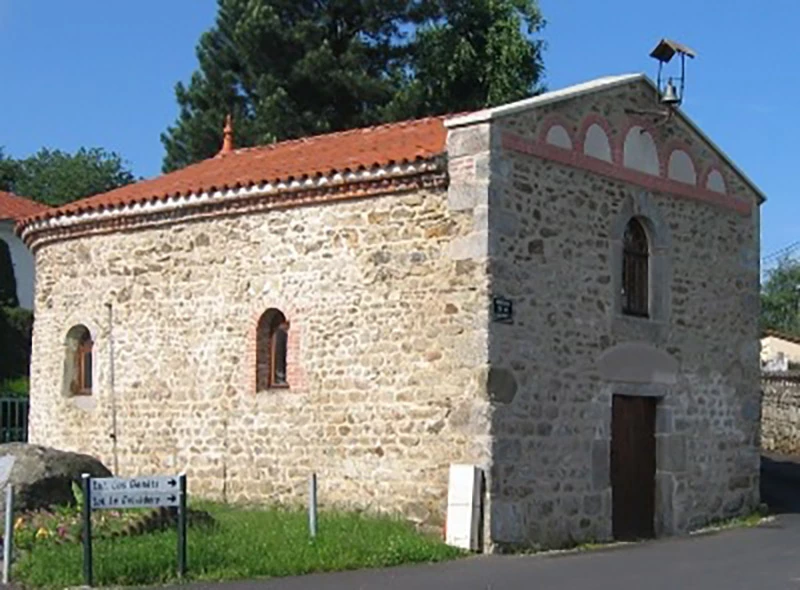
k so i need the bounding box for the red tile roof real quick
[0,190,50,221]
[20,116,450,226]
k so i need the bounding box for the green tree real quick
[7,147,135,207]
[161,0,411,172]
[387,0,545,119]
[0,148,19,193]
[161,0,546,171]
[762,257,800,337]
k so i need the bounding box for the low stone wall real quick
[761,372,800,455]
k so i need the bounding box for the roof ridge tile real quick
[18,115,450,227]
[0,190,50,221]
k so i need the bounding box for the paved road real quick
[173,455,800,590]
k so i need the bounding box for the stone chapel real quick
[17,73,763,550]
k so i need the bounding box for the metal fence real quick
[0,397,28,442]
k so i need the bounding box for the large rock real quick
[0,443,112,514]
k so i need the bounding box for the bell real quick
[661,79,680,106]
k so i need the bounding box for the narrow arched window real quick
[256,309,289,390]
[622,218,649,317]
[65,325,93,396]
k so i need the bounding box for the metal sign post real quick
[81,472,187,586]
[82,473,93,587]
[309,473,317,539]
[177,474,187,578]
[3,484,14,584]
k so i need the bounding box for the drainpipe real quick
[105,302,119,474]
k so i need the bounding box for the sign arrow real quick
[92,475,179,493]
[89,475,182,509]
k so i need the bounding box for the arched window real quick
[256,309,289,390]
[65,325,93,396]
[622,218,649,317]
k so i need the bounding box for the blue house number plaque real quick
[492,296,513,324]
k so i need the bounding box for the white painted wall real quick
[0,219,35,310]
[667,150,697,185]
[583,123,612,162]
[545,125,572,149]
[623,126,660,176]
[706,169,726,194]
[761,336,800,367]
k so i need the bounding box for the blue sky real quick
[0,0,794,270]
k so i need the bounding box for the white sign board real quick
[90,475,181,510]
[445,464,482,551]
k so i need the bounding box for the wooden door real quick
[611,395,656,540]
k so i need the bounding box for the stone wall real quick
[28,77,764,552]
[762,373,800,455]
[29,186,493,527]
[475,79,762,549]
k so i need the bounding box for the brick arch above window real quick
[537,115,575,150]
[577,114,615,163]
[621,125,661,176]
[700,165,728,195]
[256,308,289,390]
[247,303,306,394]
[63,324,94,397]
[667,149,698,186]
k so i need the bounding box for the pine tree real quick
[161,0,412,172]
[161,0,546,171]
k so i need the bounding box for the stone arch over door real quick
[598,342,678,386]
[595,342,681,538]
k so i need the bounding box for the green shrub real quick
[0,376,28,397]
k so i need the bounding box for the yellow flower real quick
[13,517,24,531]
[35,527,50,539]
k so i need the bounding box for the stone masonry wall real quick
[478,80,762,549]
[762,373,800,455]
[29,186,493,528]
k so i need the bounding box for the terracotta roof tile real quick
[21,116,450,225]
[0,190,50,220]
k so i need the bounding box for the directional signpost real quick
[90,475,182,509]
[81,473,187,587]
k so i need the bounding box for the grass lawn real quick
[12,502,463,588]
